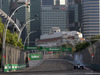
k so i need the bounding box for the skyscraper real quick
[54,0,60,5]
[13,0,30,45]
[0,0,2,9]
[29,0,41,46]
[82,0,100,37]
[2,0,11,14]
[42,0,53,6]
[41,0,68,34]
[1,0,13,27]
[68,0,82,32]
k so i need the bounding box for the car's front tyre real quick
[80,66,84,69]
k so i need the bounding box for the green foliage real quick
[90,35,100,40]
[0,18,4,52]
[0,17,24,68]
[75,36,97,52]
[0,18,4,33]
[75,41,90,52]
[0,17,23,49]
[62,35,99,52]
[17,38,24,48]
[6,32,23,48]
[62,44,68,48]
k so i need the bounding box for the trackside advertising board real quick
[24,46,42,50]
[29,54,42,60]
[24,46,72,52]
[41,47,72,52]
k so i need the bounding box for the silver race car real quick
[74,63,84,69]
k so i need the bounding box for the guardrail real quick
[4,64,26,72]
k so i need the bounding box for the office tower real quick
[54,0,60,5]
[41,0,68,34]
[2,0,11,14]
[82,0,100,37]
[42,0,53,6]
[30,0,41,46]
[14,0,30,45]
[68,0,82,32]
[1,0,13,27]
[14,1,26,25]
[0,0,2,9]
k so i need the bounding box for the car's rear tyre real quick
[74,66,76,69]
[81,66,84,69]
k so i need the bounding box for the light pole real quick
[23,31,37,47]
[1,4,30,72]
[18,18,37,42]
[23,31,37,67]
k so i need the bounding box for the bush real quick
[75,40,97,52]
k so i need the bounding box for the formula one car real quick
[74,64,84,69]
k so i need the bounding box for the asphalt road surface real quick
[0,59,99,75]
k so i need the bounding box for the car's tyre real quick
[74,66,76,69]
[81,66,84,69]
[80,66,84,69]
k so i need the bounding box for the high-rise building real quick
[82,0,100,37]
[41,0,68,34]
[13,0,30,45]
[2,0,11,14]
[0,0,2,9]
[68,0,82,32]
[1,0,12,26]
[42,0,53,6]
[15,1,26,25]
[29,0,41,46]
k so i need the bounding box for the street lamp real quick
[23,30,37,67]
[1,4,30,72]
[23,31,37,46]
[18,18,37,42]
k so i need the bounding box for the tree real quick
[62,44,69,48]
[75,40,96,52]
[75,41,89,52]
[0,17,23,49]
[0,18,4,67]
[0,17,24,67]
[0,18,4,52]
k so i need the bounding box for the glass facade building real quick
[82,0,100,37]
[0,0,2,9]
[30,0,41,46]
[41,0,68,34]
[2,0,11,14]
[68,0,82,32]
[14,0,30,45]
[42,0,53,6]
